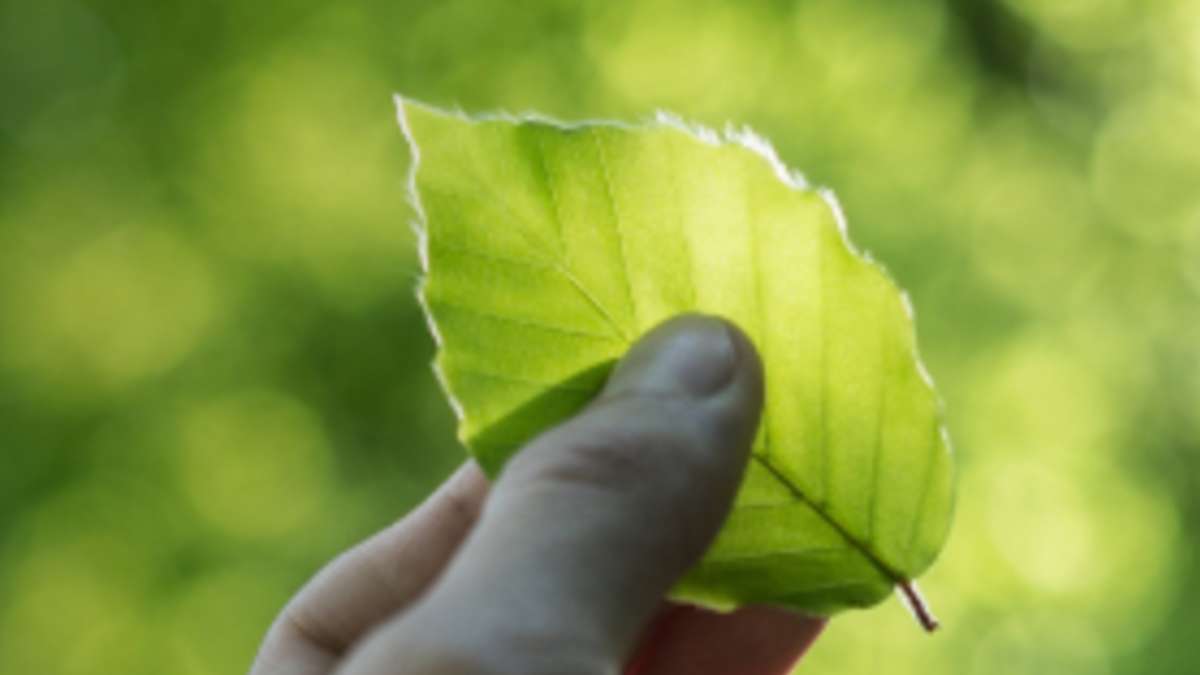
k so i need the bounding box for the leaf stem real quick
[897,580,939,633]
[750,457,943,633]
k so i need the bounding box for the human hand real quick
[250,315,825,675]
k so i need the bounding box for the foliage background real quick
[1,1,1197,673]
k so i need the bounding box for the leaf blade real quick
[399,96,956,618]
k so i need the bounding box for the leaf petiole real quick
[897,581,939,633]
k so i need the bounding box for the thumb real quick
[340,314,763,675]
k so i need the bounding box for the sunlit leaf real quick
[398,98,955,620]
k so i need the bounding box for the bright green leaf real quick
[397,97,956,622]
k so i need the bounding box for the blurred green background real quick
[1,0,1197,673]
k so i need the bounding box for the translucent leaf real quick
[398,98,956,621]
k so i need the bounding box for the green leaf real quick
[397,97,956,622]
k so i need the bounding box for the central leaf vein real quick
[753,454,906,585]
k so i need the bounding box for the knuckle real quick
[438,479,486,531]
[531,431,667,494]
[280,601,348,657]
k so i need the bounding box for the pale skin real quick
[251,315,825,675]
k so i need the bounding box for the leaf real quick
[397,97,956,623]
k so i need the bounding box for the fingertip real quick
[603,314,744,400]
[598,313,764,466]
[720,316,764,405]
[705,316,764,450]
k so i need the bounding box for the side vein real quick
[592,130,640,330]
[463,177,631,342]
[454,367,600,393]
[746,173,774,464]
[701,546,848,565]
[531,130,566,259]
[431,240,556,271]
[817,221,830,505]
[435,299,617,340]
[668,136,697,307]
[866,289,889,542]
[905,420,942,555]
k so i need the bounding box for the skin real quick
[251,315,826,675]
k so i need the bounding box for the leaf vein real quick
[866,291,889,542]
[753,455,907,585]
[746,169,776,472]
[702,546,848,565]
[431,240,556,271]
[905,420,942,555]
[451,367,601,393]
[455,165,631,342]
[531,130,566,257]
[817,223,830,505]
[592,131,640,330]
[434,299,618,341]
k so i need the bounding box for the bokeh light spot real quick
[0,483,167,674]
[166,565,295,675]
[1,223,220,395]
[176,390,332,539]
[985,461,1097,592]
[1093,93,1200,239]
[970,614,1111,674]
[586,1,779,116]
[186,44,410,307]
[962,333,1117,459]
[980,455,1179,649]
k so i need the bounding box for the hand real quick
[250,315,825,675]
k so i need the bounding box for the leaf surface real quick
[398,98,955,618]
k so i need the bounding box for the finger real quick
[341,314,764,675]
[626,604,826,675]
[251,462,488,675]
